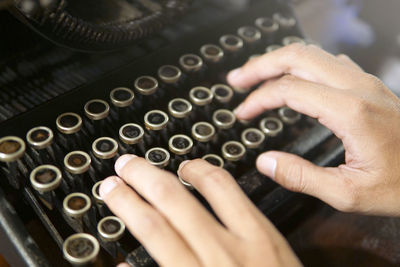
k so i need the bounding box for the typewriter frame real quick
[0,1,345,266]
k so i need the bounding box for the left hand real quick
[100,155,302,267]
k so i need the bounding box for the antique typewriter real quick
[0,0,344,266]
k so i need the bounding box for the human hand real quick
[100,155,302,267]
[228,43,400,216]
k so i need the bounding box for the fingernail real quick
[256,154,277,179]
[233,103,244,116]
[100,176,120,197]
[115,154,137,175]
[227,68,242,82]
[177,160,190,176]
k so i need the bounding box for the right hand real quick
[227,43,400,216]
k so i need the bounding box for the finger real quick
[114,155,234,263]
[256,151,358,212]
[177,159,267,239]
[337,54,363,71]
[100,176,199,267]
[117,263,130,267]
[227,43,363,90]
[233,75,350,138]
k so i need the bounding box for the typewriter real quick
[0,0,344,266]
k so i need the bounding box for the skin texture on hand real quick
[100,156,302,267]
[228,43,400,216]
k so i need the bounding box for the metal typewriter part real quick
[0,1,344,266]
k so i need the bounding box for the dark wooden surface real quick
[288,204,400,267]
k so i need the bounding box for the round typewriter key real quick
[237,26,261,43]
[98,216,126,242]
[119,123,144,145]
[273,12,296,28]
[189,87,213,106]
[179,54,204,73]
[191,122,215,142]
[63,192,91,218]
[30,165,62,193]
[158,65,182,84]
[222,141,246,162]
[241,128,266,149]
[92,181,103,204]
[0,136,26,163]
[92,137,118,160]
[56,112,82,134]
[144,110,169,131]
[200,44,224,63]
[64,151,91,174]
[168,134,193,156]
[26,126,54,149]
[145,147,170,168]
[211,84,234,104]
[84,99,110,121]
[266,44,282,53]
[202,154,224,168]
[259,117,284,137]
[282,36,306,46]
[255,17,279,33]
[212,109,236,130]
[168,98,192,119]
[278,107,301,125]
[219,34,244,52]
[134,76,159,96]
[110,87,135,108]
[63,233,100,265]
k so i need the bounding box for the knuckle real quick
[196,167,231,190]
[363,73,385,91]
[338,179,362,212]
[137,212,164,236]
[276,75,296,91]
[280,163,308,193]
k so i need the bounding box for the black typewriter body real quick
[0,1,344,266]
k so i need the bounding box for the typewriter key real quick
[56,112,82,134]
[222,141,246,162]
[144,110,169,131]
[255,17,279,34]
[282,36,306,46]
[98,216,126,242]
[189,87,213,106]
[200,44,224,63]
[219,34,244,52]
[0,136,26,163]
[63,192,91,218]
[26,126,54,149]
[237,26,261,43]
[110,87,135,108]
[168,98,193,119]
[158,65,182,84]
[266,44,282,53]
[134,76,159,96]
[169,134,193,156]
[30,165,62,193]
[119,123,145,145]
[64,151,91,175]
[63,233,100,265]
[273,12,296,28]
[92,181,104,204]
[145,147,170,168]
[241,128,265,149]
[191,122,216,143]
[84,99,110,121]
[211,84,234,104]
[92,137,118,160]
[202,154,224,168]
[179,54,204,73]
[212,109,236,130]
[278,107,301,125]
[259,117,284,137]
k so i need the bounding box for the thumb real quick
[256,151,353,211]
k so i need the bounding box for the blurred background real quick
[292,0,400,95]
